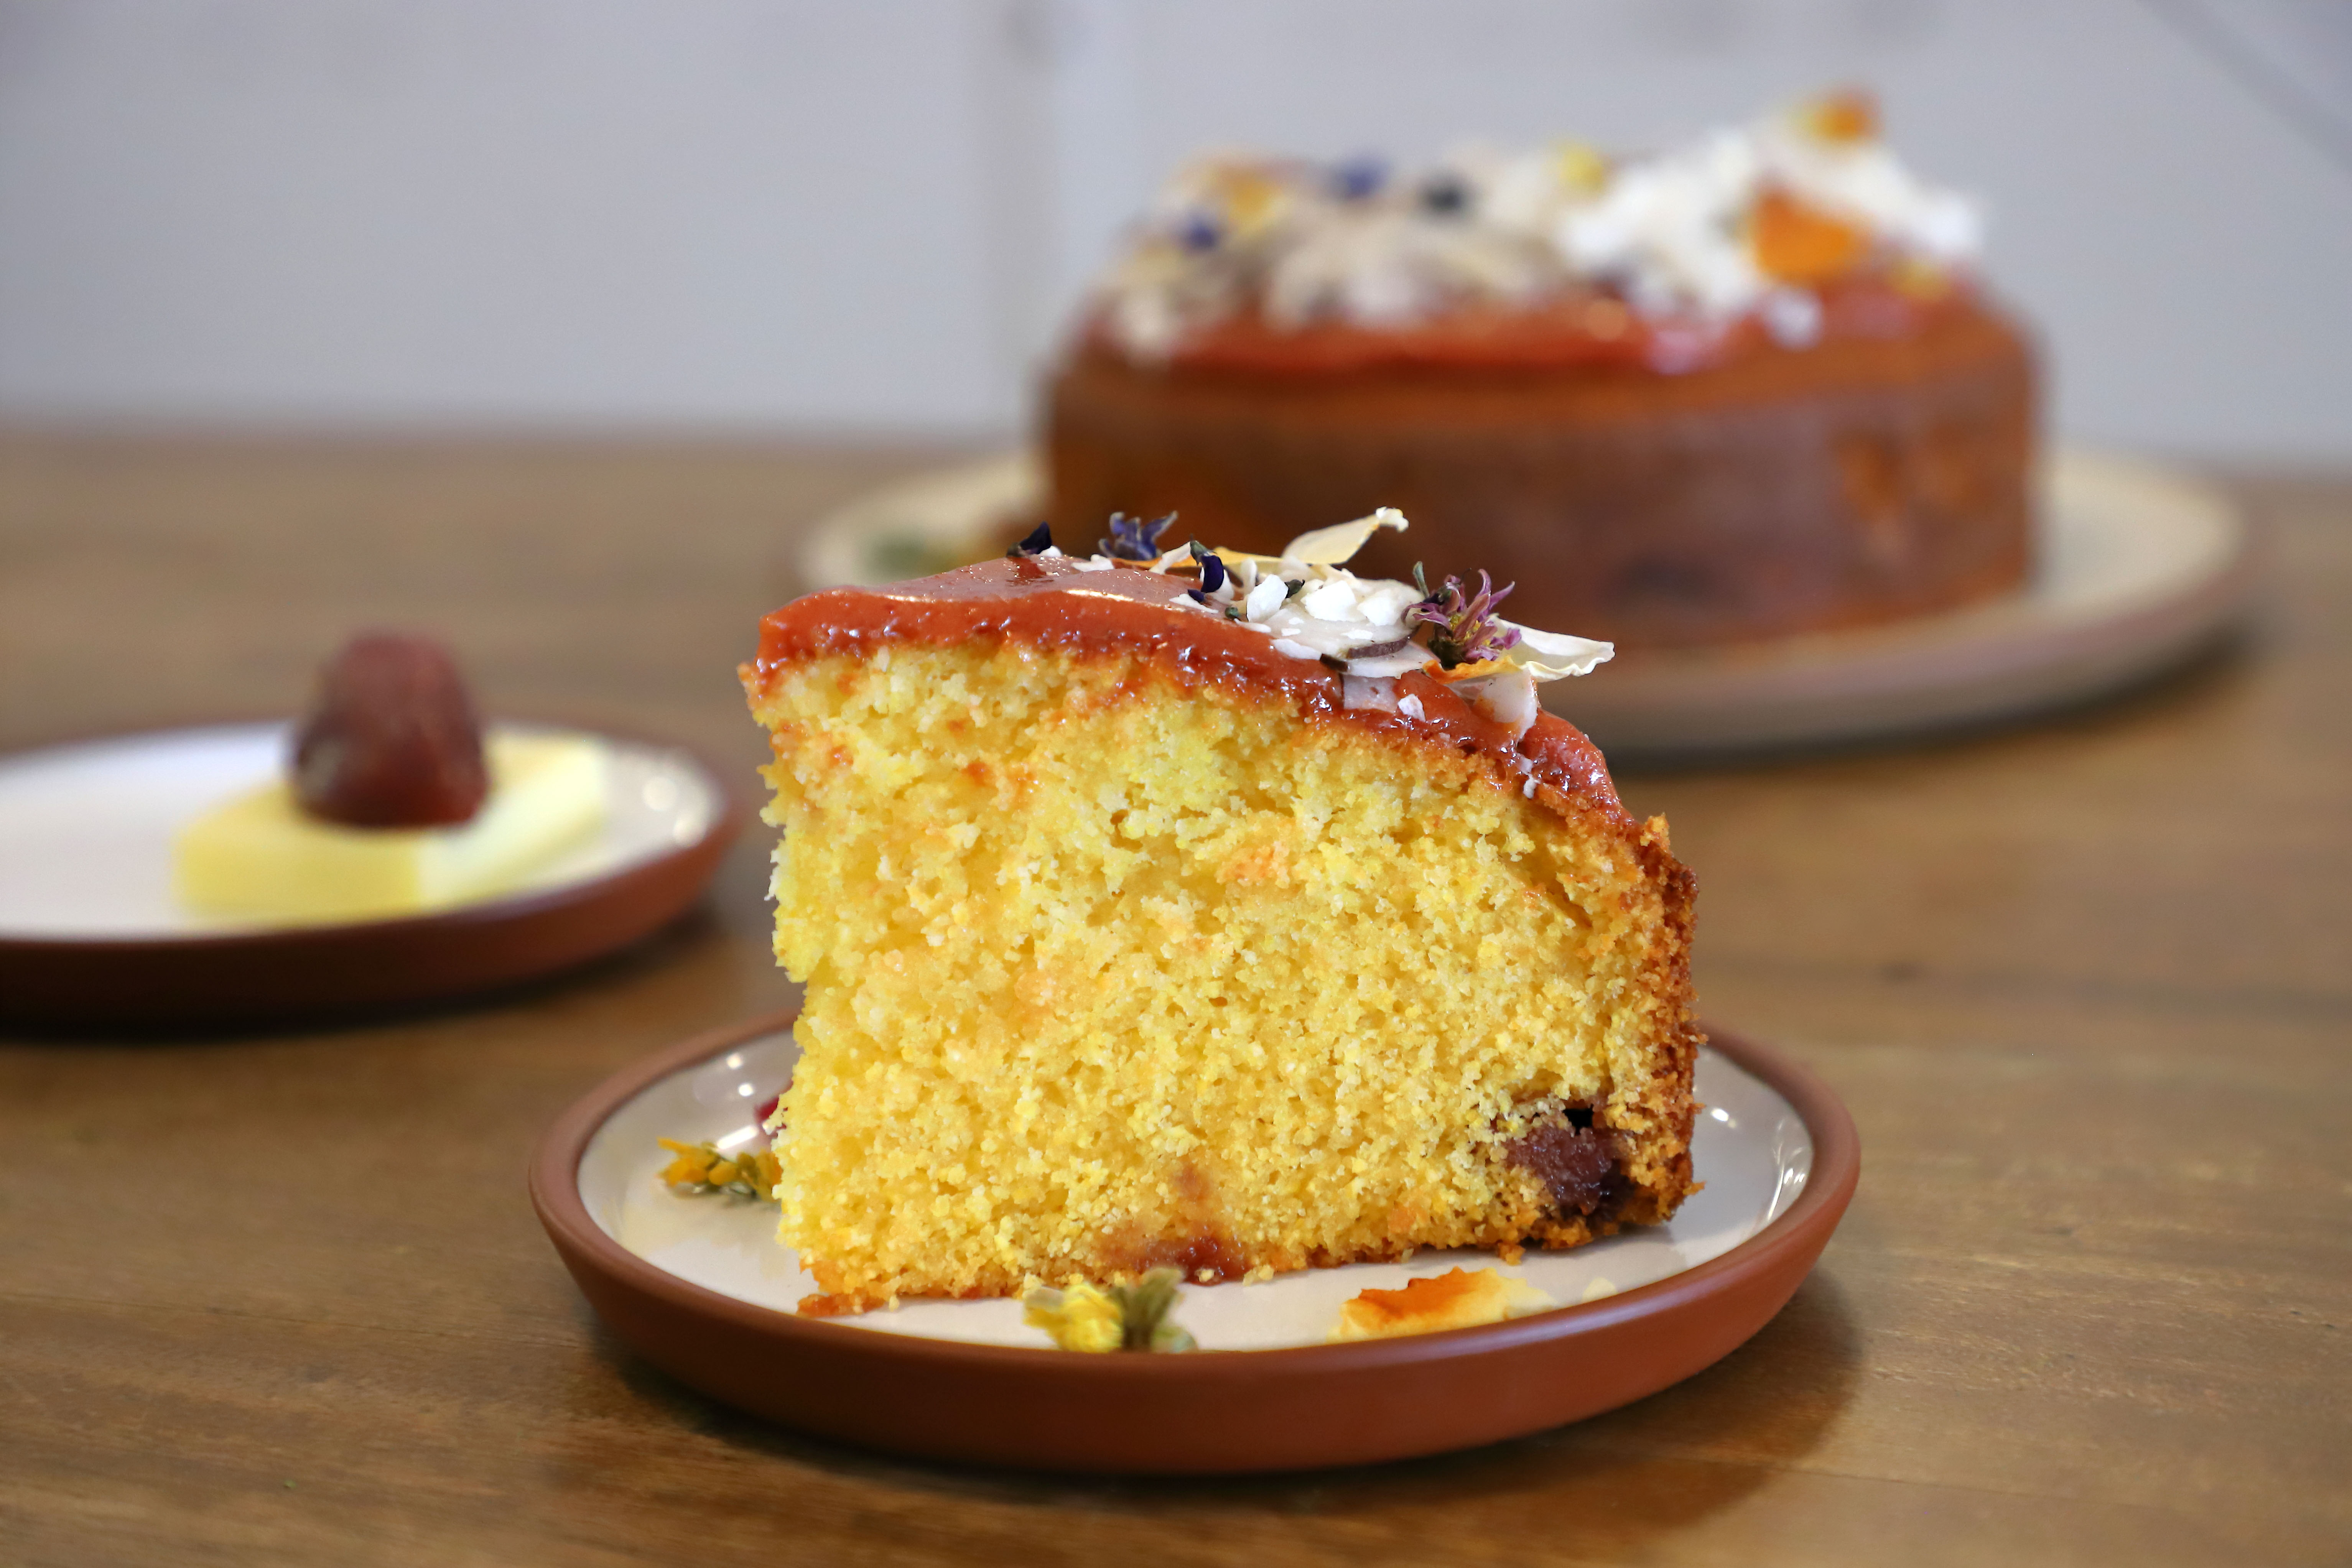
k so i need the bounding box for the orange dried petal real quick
[1801,88,1878,144]
[1751,189,1868,284]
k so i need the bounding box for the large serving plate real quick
[0,721,743,1029]
[797,448,2256,760]
[532,1010,1859,1474]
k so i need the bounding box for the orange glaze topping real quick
[746,555,1629,828]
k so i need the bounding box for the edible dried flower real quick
[1006,521,1055,559]
[1175,212,1223,252]
[1750,188,1869,286]
[1100,510,1175,562]
[1329,154,1387,201]
[1409,566,1524,668]
[1797,87,1879,145]
[658,1138,781,1200]
[1328,1267,1554,1342]
[1419,172,1472,216]
[1023,1266,1198,1353]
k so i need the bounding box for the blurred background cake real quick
[1048,93,2035,649]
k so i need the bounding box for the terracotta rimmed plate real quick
[531,1011,1858,1474]
[797,447,2255,760]
[0,721,743,1030]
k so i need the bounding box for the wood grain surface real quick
[2,433,2345,1566]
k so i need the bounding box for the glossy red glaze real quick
[746,555,1630,828]
[1112,277,1969,380]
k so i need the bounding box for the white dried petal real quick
[1450,668,1539,739]
[1298,579,1363,621]
[1244,577,1288,622]
[1355,580,1419,625]
[1501,624,1613,678]
[1341,648,1437,678]
[1279,507,1408,566]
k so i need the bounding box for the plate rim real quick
[530,1009,1860,1469]
[0,714,749,1028]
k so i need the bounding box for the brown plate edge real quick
[529,1012,1861,1475]
[0,717,750,1030]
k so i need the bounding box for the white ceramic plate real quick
[580,1025,1809,1352]
[795,448,2256,758]
[0,722,719,939]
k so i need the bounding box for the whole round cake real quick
[1046,93,2036,649]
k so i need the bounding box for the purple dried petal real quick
[1330,155,1387,201]
[1100,510,1175,562]
[1407,568,1522,668]
[1187,540,1228,594]
[1007,521,1054,558]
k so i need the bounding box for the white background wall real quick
[3,0,2349,459]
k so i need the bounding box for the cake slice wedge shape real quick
[741,518,1699,1315]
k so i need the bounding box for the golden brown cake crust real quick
[1046,291,2035,649]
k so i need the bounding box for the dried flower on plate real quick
[1024,1266,1198,1352]
[658,1138,782,1201]
[1327,1267,1554,1342]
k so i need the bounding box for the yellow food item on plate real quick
[1328,1267,1554,1342]
[173,730,606,923]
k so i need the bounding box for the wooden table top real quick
[3,433,2346,1566]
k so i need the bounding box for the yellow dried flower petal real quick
[1023,1282,1127,1353]
[1891,255,1952,300]
[658,1146,716,1186]
[1554,140,1609,195]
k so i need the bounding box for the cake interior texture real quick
[751,638,1697,1313]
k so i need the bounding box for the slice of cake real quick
[741,513,1699,1314]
